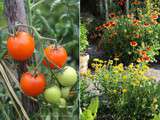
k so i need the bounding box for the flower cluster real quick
[96,21,117,31]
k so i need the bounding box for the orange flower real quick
[137,58,144,63]
[130,41,138,47]
[103,22,110,28]
[151,15,158,20]
[127,14,134,19]
[143,56,150,62]
[109,21,116,27]
[135,34,140,38]
[138,50,147,57]
[133,19,140,25]
[132,1,141,5]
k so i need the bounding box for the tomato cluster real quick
[7,31,77,107]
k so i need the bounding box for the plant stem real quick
[15,24,57,42]
[31,0,45,9]
[26,0,32,31]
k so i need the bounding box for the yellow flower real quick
[117,63,124,72]
[93,58,99,62]
[98,64,103,67]
[108,60,113,65]
[91,63,96,68]
[122,75,127,81]
[114,58,119,61]
[98,60,104,63]
[128,63,134,69]
[113,89,117,93]
[122,88,127,93]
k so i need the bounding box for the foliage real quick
[152,114,160,120]
[80,23,88,53]
[96,14,160,64]
[81,58,160,120]
[80,97,99,120]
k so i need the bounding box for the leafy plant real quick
[80,97,99,120]
[80,23,88,53]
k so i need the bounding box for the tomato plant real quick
[20,72,46,96]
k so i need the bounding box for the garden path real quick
[145,64,160,82]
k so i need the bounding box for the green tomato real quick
[61,87,71,98]
[58,98,66,108]
[56,66,77,87]
[44,86,61,104]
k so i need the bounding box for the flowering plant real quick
[81,58,160,120]
[96,14,160,64]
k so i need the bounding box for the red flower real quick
[130,41,138,47]
[144,23,150,27]
[103,22,110,28]
[143,56,150,62]
[109,13,116,18]
[96,26,102,31]
[109,21,116,27]
[146,47,151,51]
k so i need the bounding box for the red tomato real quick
[7,32,35,61]
[44,45,67,68]
[20,72,46,96]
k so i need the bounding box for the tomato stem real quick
[15,24,57,43]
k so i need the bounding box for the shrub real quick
[81,58,160,120]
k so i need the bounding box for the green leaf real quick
[0,48,7,60]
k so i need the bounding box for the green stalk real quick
[26,0,32,32]
[146,0,151,15]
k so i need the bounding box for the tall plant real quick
[80,23,88,53]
